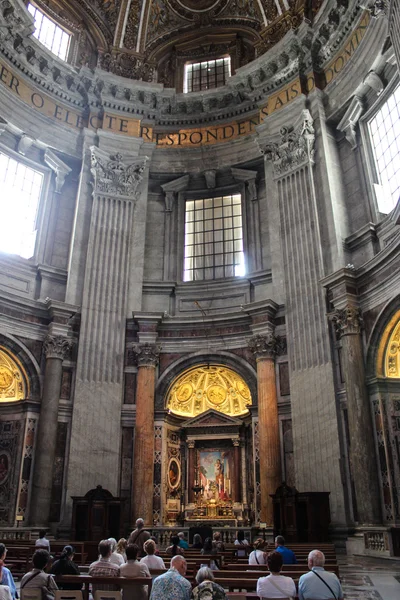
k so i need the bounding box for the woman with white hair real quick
[108,538,125,566]
[191,567,226,600]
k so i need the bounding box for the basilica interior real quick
[0,0,400,564]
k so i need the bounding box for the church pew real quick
[207,565,340,578]
[224,563,338,572]
[55,575,153,600]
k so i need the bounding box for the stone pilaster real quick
[187,440,195,504]
[248,333,283,524]
[330,305,381,524]
[132,343,160,527]
[233,439,241,503]
[29,335,72,526]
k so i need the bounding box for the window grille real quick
[0,152,43,258]
[183,194,245,281]
[368,84,400,214]
[184,57,231,93]
[28,3,71,61]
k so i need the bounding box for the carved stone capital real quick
[187,440,195,449]
[248,334,286,360]
[90,147,147,199]
[329,306,363,337]
[133,343,161,367]
[232,439,240,447]
[44,149,72,193]
[43,335,72,360]
[260,109,315,177]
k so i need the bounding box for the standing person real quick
[150,556,191,600]
[88,540,120,594]
[191,566,226,600]
[108,538,125,566]
[20,550,58,600]
[298,550,343,600]
[249,538,267,565]
[178,533,189,550]
[256,551,296,599]
[35,530,50,552]
[274,536,297,564]
[51,545,80,590]
[140,540,166,570]
[0,545,16,599]
[234,530,249,557]
[120,544,151,600]
[166,536,184,556]
[128,518,151,557]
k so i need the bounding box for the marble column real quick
[249,334,283,524]
[331,305,381,524]
[233,439,241,503]
[29,335,72,526]
[132,343,160,527]
[188,441,195,504]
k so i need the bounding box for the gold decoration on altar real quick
[166,364,251,417]
[0,348,28,401]
[384,320,400,378]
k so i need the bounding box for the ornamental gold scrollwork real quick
[384,320,400,378]
[0,348,28,402]
[166,364,251,417]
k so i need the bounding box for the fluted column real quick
[188,440,195,504]
[249,334,283,524]
[30,335,72,525]
[132,343,160,527]
[330,305,381,523]
[233,439,241,503]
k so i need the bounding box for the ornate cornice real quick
[132,343,161,367]
[43,335,72,360]
[248,334,286,360]
[329,305,363,337]
[90,148,147,199]
[260,109,315,176]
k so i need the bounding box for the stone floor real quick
[339,555,400,599]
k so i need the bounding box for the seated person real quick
[234,530,249,557]
[166,536,184,556]
[51,545,80,590]
[191,566,226,600]
[298,550,343,600]
[116,539,127,563]
[140,540,166,570]
[108,538,125,566]
[274,536,297,564]
[21,550,58,600]
[192,534,203,549]
[256,551,296,599]
[178,533,189,550]
[212,533,225,553]
[249,538,267,565]
[201,538,217,556]
[120,544,150,600]
[89,539,120,594]
[35,530,50,552]
[0,545,17,599]
[0,586,12,600]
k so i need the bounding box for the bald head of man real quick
[308,549,325,569]
[171,554,187,576]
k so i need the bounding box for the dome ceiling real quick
[38,0,322,84]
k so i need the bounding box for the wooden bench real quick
[55,575,153,600]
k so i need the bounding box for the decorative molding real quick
[231,168,258,201]
[90,147,147,199]
[44,149,72,193]
[204,170,216,189]
[161,174,190,211]
[43,335,72,360]
[132,343,161,367]
[329,305,363,337]
[337,95,365,149]
[17,134,35,156]
[260,109,315,176]
[248,334,286,360]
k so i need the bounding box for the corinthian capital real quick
[133,343,161,367]
[90,147,147,199]
[248,334,286,360]
[260,109,315,177]
[329,305,363,337]
[43,335,72,360]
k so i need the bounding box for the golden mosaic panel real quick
[385,320,400,378]
[166,364,251,417]
[0,348,28,402]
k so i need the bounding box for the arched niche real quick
[0,346,29,402]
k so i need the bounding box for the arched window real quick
[27,2,71,61]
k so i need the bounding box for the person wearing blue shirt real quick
[0,544,17,600]
[274,535,297,564]
[298,550,343,600]
[178,532,189,550]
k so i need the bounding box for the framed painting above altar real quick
[198,449,234,502]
